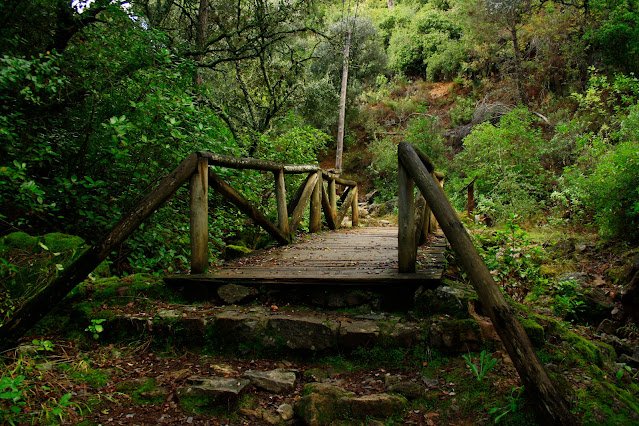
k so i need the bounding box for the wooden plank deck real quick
[165,227,447,287]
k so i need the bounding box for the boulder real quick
[217,284,258,304]
[295,383,353,426]
[243,369,296,393]
[348,393,407,418]
[277,403,295,421]
[295,383,407,425]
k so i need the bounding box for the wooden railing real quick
[397,149,445,273]
[190,152,359,273]
[0,152,358,349]
[396,142,574,424]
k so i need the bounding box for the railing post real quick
[274,169,290,239]
[351,186,359,227]
[329,178,337,221]
[310,171,322,233]
[190,156,209,273]
[398,161,416,272]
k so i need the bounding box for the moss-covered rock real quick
[43,232,85,252]
[3,232,40,251]
[520,317,545,346]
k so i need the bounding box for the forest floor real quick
[2,222,639,425]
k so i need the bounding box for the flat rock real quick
[384,375,426,399]
[267,315,339,350]
[348,393,407,418]
[338,320,380,348]
[243,369,296,393]
[218,284,258,304]
[177,376,249,412]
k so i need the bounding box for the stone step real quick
[96,304,485,355]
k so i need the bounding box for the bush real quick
[426,39,466,82]
[456,107,549,222]
[584,140,639,240]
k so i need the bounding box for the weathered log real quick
[321,184,337,230]
[0,153,201,351]
[415,195,430,246]
[398,162,416,273]
[289,172,319,233]
[335,187,357,227]
[398,142,575,425]
[288,173,315,214]
[273,169,290,238]
[208,170,289,245]
[200,151,319,173]
[328,178,337,218]
[190,157,209,273]
[351,186,359,227]
[310,172,322,233]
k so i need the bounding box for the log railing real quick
[0,152,358,350]
[192,152,359,273]
[397,142,575,424]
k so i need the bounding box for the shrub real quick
[584,140,639,240]
[456,107,549,222]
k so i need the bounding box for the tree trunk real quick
[398,143,575,425]
[509,23,527,105]
[335,23,352,172]
[195,0,209,85]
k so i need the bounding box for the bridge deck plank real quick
[165,227,446,287]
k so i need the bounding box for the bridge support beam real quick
[398,162,416,272]
[190,157,209,274]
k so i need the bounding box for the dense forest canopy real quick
[1,0,638,275]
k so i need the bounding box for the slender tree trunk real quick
[195,0,209,85]
[509,22,527,105]
[387,0,394,9]
[335,23,351,172]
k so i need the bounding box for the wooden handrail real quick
[397,142,575,424]
[0,151,359,351]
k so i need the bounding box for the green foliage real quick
[0,374,26,425]
[31,339,54,352]
[584,140,639,240]
[474,216,547,300]
[586,0,639,74]
[449,97,475,126]
[462,350,498,382]
[488,386,524,424]
[457,107,548,222]
[85,318,106,340]
[551,279,586,318]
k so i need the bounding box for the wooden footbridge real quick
[0,143,576,423]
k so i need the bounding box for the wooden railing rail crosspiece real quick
[396,142,576,425]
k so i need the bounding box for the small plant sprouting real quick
[85,318,106,340]
[488,386,524,423]
[463,350,499,382]
[32,339,54,352]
